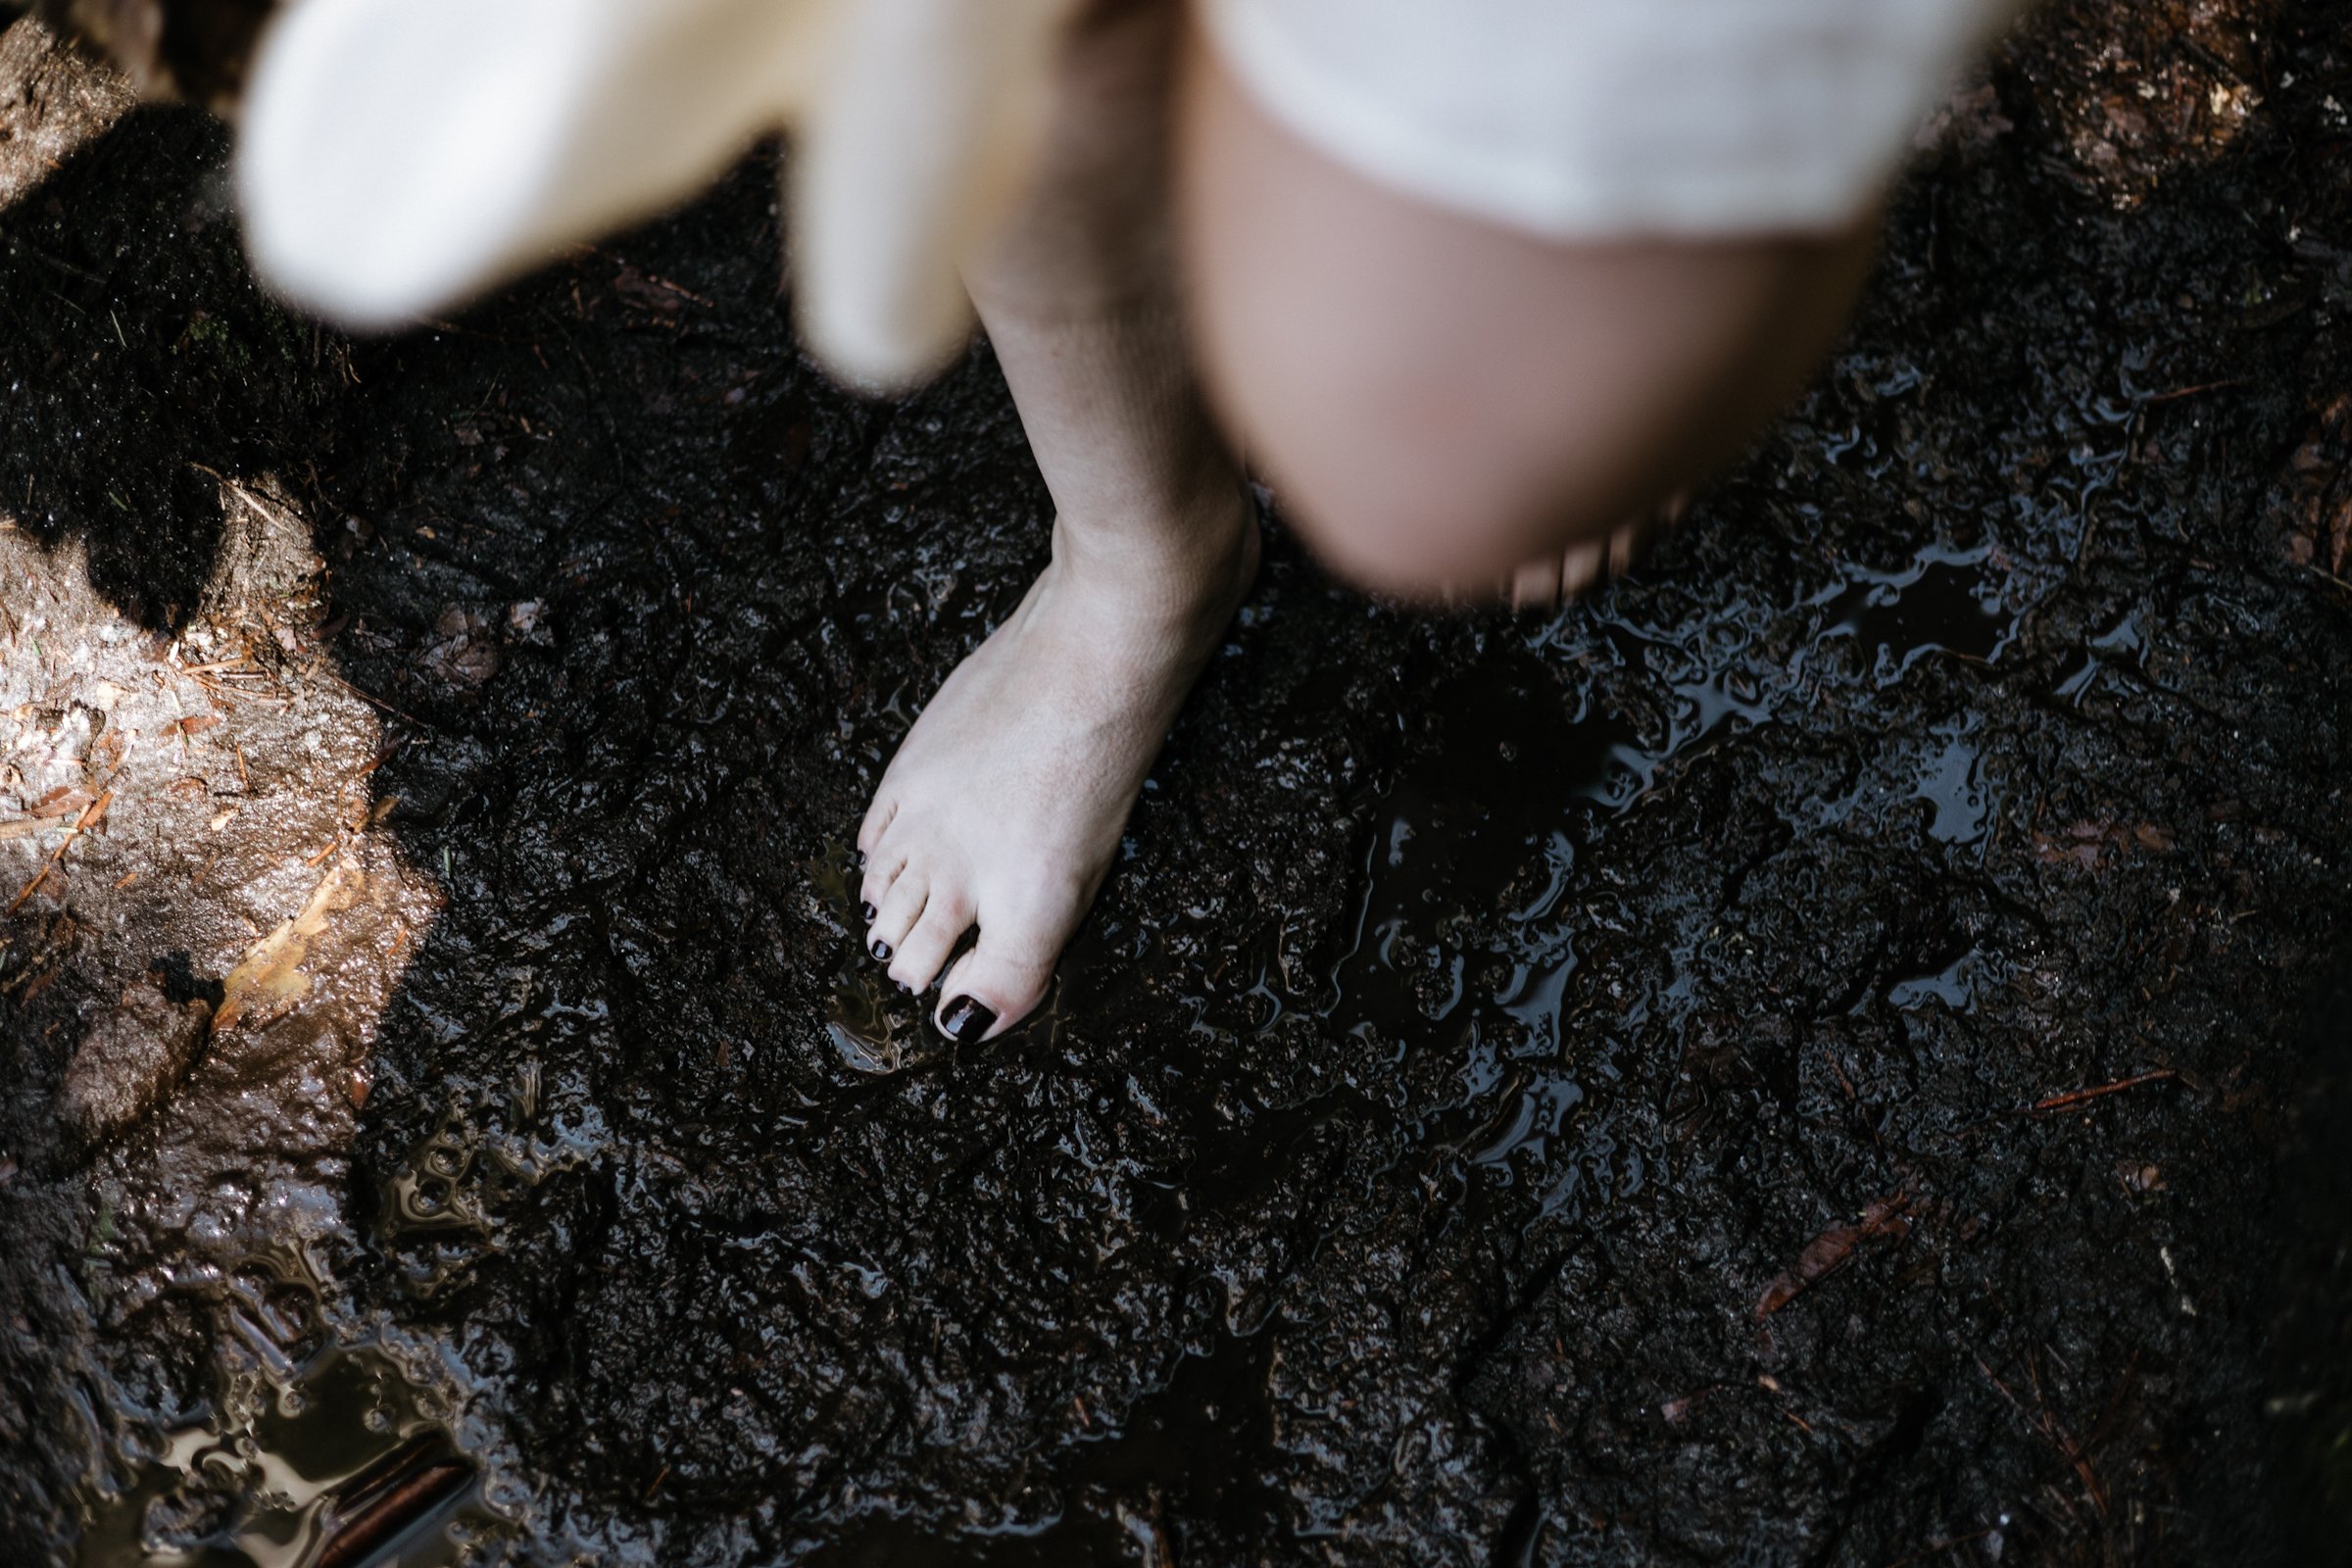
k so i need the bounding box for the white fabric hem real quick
[1201,0,2016,240]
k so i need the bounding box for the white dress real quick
[1202,0,2023,238]
[236,0,2021,389]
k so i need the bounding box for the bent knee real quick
[1261,416,1640,601]
[1176,37,1878,600]
[1222,295,1713,599]
[1186,217,1870,599]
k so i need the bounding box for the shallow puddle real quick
[74,1341,500,1568]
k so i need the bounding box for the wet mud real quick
[3,1,2350,1563]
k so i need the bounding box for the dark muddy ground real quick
[3,3,2350,1564]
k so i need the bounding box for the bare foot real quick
[1498,491,1690,612]
[857,494,1257,1042]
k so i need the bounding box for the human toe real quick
[858,839,912,917]
[867,871,929,963]
[1606,521,1637,576]
[1560,538,1608,597]
[1509,555,1562,612]
[888,888,973,993]
[934,935,1056,1044]
[855,795,900,862]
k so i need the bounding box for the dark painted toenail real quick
[870,938,892,961]
[895,980,913,995]
[853,850,865,868]
[941,996,997,1044]
[859,901,876,921]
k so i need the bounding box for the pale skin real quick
[859,1,1880,1042]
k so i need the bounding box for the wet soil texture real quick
[3,2,2350,1564]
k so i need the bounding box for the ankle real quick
[1049,479,1252,615]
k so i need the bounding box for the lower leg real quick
[959,3,1247,592]
[856,0,1252,1041]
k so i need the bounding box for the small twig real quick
[316,1456,469,1568]
[0,232,104,284]
[1825,1048,1858,1102]
[1976,1353,2108,1514]
[6,789,111,914]
[6,865,50,911]
[358,735,413,776]
[2026,1068,2175,1114]
[322,670,434,729]
[642,271,710,306]
[2028,1353,2108,1514]
[2139,378,2246,406]
[185,669,286,709]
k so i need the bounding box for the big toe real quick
[934,924,1059,1044]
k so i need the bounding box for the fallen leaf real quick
[29,786,93,818]
[417,605,502,692]
[2032,832,2103,870]
[214,863,365,1032]
[1754,1194,1913,1321]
